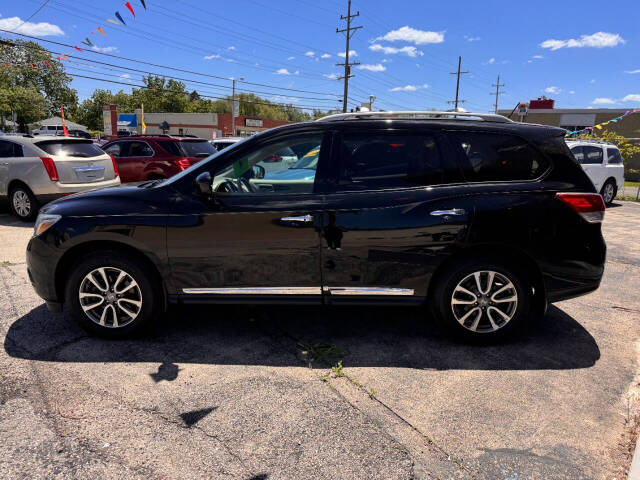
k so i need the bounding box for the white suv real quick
[566,140,624,205]
[0,135,121,220]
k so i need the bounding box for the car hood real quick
[263,169,316,181]
[42,184,170,217]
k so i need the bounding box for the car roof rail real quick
[316,110,513,123]
[565,138,615,146]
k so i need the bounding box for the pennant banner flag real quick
[141,103,147,134]
[125,2,136,18]
[107,18,120,25]
[115,11,126,25]
[97,27,106,36]
[139,0,147,9]
[565,110,640,136]
[60,105,70,137]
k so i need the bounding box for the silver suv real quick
[0,135,121,220]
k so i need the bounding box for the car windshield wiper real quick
[137,178,165,188]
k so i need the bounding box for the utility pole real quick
[336,0,362,113]
[230,77,243,136]
[448,56,469,110]
[491,75,506,114]
[369,94,376,111]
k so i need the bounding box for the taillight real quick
[109,154,119,177]
[39,157,59,182]
[173,158,191,171]
[556,193,605,223]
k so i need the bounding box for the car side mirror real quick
[252,165,265,179]
[195,171,213,197]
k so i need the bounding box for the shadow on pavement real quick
[4,303,600,371]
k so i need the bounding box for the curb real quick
[629,437,640,480]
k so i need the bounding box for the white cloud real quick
[540,32,625,50]
[323,73,339,80]
[622,94,640,102]
[569,90,575,94]
[465,35,481,42]
[533,55,544,59]
[203,54,221,60]
[590,79,596,84]
[625,69,640,74]
[227,46,236,50]
[486,57,495,65]
[545,86,561,94]
[119,74,131,79]
[357,63,386,72]
[287,56,295,60]
[294,70,300,75]
[0,16,64,36]
[375,26,444,45]
[338,50,357,58]
[369,44,423,57]
[271,95,300,103]
[592,97,616,105]
[320,53,331,59]
[275,68,291,75]
[91,45,118,53]
[305,51,315,57]
[390,84,429,92]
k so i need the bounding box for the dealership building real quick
[103,105,291,139]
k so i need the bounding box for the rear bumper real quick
[35,179,121,205]
[543,260,604,303]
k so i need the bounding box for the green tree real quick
[0,86,47,131]
[574,129,640,163]
[0,40,78,118]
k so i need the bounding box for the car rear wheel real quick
[9,185,38,221]
[600,180,616,206]
[433,258,531,341]
[65,250,162,338]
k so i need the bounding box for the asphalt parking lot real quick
[1,202,640,480]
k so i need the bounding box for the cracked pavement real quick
[1,202,640,479]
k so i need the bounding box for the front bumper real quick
[26,234,62,304]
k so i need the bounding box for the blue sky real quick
[1,0,639,112]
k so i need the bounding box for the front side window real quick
[104,142,125,157]
[607,148,623,164]
[337,133,447,191]
[450,131,549,182]
[580,146,603,164]
[127,141,154,157]
[212,133,322,195]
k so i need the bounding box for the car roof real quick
[213,137,243,143]
[566,139,617,148]
[0,135,93,144]
[106,135,207,142]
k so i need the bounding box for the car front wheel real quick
[65,251,162,338]
[433,258,530,341]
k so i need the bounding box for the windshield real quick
[289,146,320,169]
[36,140,105,158]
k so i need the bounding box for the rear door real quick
[320,127,471,302]
[35,140,115,184]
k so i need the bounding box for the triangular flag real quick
[97,26,106,36]
[3,63,6,69]
[125,2,136,18]
[74,46,83,52]
[61,53,68,60]
[107,19,120,25]
[139,0,147,9]
[84,37,93,46]
[30,63,35,69]
[56,56,61,61]
[44,60,50,66]
[595,124,603,130]
[115,11,126,24]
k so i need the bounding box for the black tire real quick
[65,250,163,339]
[432,257,531,342]
[600,179,617,206]
[9,184,38,221]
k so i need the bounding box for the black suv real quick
[26,112,606,340]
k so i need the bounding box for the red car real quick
[101,136,217,183]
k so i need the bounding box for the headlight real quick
[34,214,61,237]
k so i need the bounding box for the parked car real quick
[101,136,217,183]
[566,140,624,205]
[0,135,120,220]
[27,111,606,341]
[211,137,242,152]
[32,125,65,136]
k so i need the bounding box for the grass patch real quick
[624,181,640,187]
[0,261,13,267]
[297,341,345,367]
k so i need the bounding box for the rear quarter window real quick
[448,131,550,182]
[36,141,105,158]
[607,148,623,164]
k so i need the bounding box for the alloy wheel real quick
[451,270,518,333]
[12,190,31,218]
[603,183,615,204]
[78,267,143,328]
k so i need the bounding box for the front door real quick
[168,130,328,302]
[320,129,472,302]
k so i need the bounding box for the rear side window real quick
[127,142,155,157]
[449,131,549,182]
[178,140,216,158]
[580,146,603,164]
[607,148,623,164]
[0,140,22,158]
[337,133,449,191]
[157,141,182,156]
[103,142,126,157]
[36,141,104,158]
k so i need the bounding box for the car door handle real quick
[430,209,466,217]
[280,214,313,223]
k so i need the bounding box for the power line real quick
[15,0,51,27]
[0,28,342,98]
[336,0,362,112]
